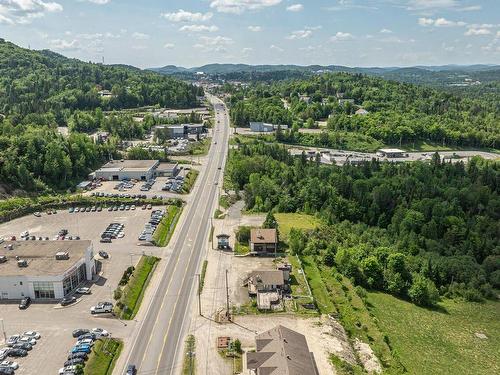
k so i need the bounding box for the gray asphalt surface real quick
[119,95,229,375]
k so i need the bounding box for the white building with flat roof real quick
[376,148,407,158]
[94,159,159,181]
[0,240,95,300]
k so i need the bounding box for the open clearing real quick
[367,292,500,375]
[274,213,322,239]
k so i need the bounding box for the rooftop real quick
[378,148,405,154]
[248,270,284,286]
[0,240,92,277]
[247,325,319,375]
[251,228,278,244]
[157,162,179,170]
[96,159,158,172]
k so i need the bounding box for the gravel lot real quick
[0,208,165,374]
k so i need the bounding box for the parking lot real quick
[0,208,166,374]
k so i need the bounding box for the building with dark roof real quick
[250,229,278,254]
[247,325,319,375]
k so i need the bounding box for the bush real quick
[408,274,439,307]
[236,226,251,244]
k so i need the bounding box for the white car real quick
[0,360,19,370]
[75,338,94,347]
[59,365,77,374]
[0,237,4,244]
[91,328,109,337]
[18,336,36,345]
[6,335,20,347]
[20,231,29,238]
[76,287,91,294]
[22,331,41,340]
[90,302,113,314]
[0,348,10,361]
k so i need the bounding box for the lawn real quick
[116,255,160,319]
[84,338,123,375]
[152,205,182,247]
[300,256,335,314]
[367,292,500,375]
[182,335,196,375]
[181,169,199,194]
[275,213,322,240]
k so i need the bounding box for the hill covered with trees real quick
[0,39,202,193]
[226,141,499,306]
[228,73,499,150]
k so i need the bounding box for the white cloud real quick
[179,24,218,32]
[407,0,458,10]
[465,28,491,36]
[287,29,312,40]
[457,5,482,12]
[380,28,392,34]
[242,47,253,54]
[132,32,150,40]
[49,38,79,51]
[86,0,111,4]
[418,17,465,27]
[161,9,213,22]
[330,31,353,42]
[270,44,284,52]
[194,35,233,53]
[0,0,63,24]
[163,43,175,49]
[248,25,262,32]
[286,3,303,12]
[210,0,282,14]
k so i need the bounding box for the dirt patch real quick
[354,338,383,374]
[474,332,488,340]
[321,316,358,366]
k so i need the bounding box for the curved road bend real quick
[119,95,230,374]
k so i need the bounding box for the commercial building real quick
[0,240,96,300]
[376,148,407,158]
[154,162,179,178]
[246,325,319,375]
[250,228,278,254]
[250,122,288,133]
[94,159,159,181]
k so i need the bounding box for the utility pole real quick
[225,269,230,321]
[197,273,202,316]
[0,318,6,342]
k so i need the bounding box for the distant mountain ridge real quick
[149,63,500,76]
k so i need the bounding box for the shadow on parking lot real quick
[94,275,108,287]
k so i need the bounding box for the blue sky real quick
[0,0,499,68]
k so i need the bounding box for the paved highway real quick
[119,95,230,375]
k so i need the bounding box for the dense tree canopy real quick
[226,140,500,305]
[228,72,500,149]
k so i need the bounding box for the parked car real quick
[18,297,31,309]
[71,345,91,354]
[72,329,89,338]
[0,361,18,370]
[33,211,41,217]
[67,352,88,361]
[91,328,109,337]
[75,338,94,346]
[76,333,96,341]
[0,349,10,361]
[59,365,78,374]
[76,287,91,295]
[100,237,112,243]
[6,336,19,347]
[17,336,36,346]
[12,342,32,351]
[90,302,113,314]
[7,349,27,357]
[60,296,77,306]
[64,357,85,367]
[98,251,109,259]
[22,331,41,339]
[0,366,14,375]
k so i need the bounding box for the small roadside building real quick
[216,234,230,250]
[246,325,319,375]
[250,122,288,133]
[0,240,96,300]
[376,148,407,158]
[250,229,278,255]
[94,159,159,181]
[245,270,285,296]
[154,162,179,178]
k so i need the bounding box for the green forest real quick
[226,141,499,306]
[228,72,500,150]
[0,39,202,193]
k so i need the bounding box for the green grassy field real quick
[117,255,160,319]
[152,205,181,246]
[275,213,322,239]
[84,339,123,375]
[367,292,500,375]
